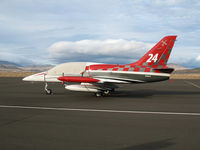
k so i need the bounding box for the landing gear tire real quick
[45,89,52,95]
[95,92,102,97]
[103,90,110,95]
[95,90,111,97]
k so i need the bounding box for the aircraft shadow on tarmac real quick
[108,89,200,98]
[119,138,175,150]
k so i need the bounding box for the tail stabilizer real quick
[153,68,174,73]
[129,35,177,68]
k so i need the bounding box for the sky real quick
[0,0,200,68]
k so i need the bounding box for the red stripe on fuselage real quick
[58,76,99,83]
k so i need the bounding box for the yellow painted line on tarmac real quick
[185,81,200,89]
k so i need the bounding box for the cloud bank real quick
[48,39,153,64]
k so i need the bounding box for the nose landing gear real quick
[44,74,53,95]
[45,82,52,95]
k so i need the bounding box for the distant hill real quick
[174,68,200,74]
[168,63,188,70]
[167,63,199,74]
[0,60,54,72]
[20,65,54,72]
[0,64,21,70]
[0,60,21,67]
[0,61,22,71]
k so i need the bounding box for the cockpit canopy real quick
[47,62,101,76]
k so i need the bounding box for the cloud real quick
[0,51,52,66]
[197,56,200,62]
[154,0,189,5]
[0,52,34,65]
[48,39,153,64]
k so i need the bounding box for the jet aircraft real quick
[23,35,177,96]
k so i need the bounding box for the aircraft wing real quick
[57,76,119,94]
[57,76,130,84]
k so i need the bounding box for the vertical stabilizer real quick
[129,36,177,68]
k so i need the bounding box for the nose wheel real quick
[45,82,52,95]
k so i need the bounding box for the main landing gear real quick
[95,89,114,97]
[45,82,52,95]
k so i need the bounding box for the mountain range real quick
[0,61,53,72]
[0,60,22,67]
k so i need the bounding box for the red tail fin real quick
[129,35,177,68]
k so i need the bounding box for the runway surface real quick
[0,77,200,150]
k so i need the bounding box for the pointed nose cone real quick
[22,76,31,81]
[22,72,47,82]
[22,77,26,81]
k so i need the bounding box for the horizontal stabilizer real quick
[153,68,174,74]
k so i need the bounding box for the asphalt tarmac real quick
[0,77,200,150]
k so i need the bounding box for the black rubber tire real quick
[95,92,102,97]
[45,89,52,95]
[103,90,110,95]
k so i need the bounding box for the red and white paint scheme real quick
[23,35,177,96]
